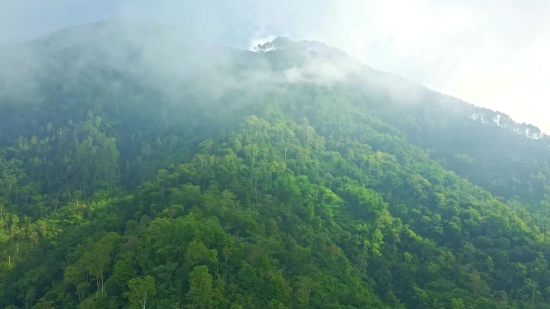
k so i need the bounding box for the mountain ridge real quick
[1,17,546,139]
[257,34,548,140]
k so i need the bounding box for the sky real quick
[1,0,549,132]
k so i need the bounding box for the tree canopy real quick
[1,19,550,309]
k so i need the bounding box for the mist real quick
[0,17,374,111]
[1,0,549,133]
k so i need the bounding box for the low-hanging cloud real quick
[1,0,549,132]
[0,16,371,109]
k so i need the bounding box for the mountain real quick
[1,18,550,309]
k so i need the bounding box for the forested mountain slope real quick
[1,18,550,309]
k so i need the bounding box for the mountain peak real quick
[253,36,348,58]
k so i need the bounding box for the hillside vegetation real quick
[1,19,550,309]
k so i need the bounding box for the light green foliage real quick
[127,275,156,309]
[186,266,216,309]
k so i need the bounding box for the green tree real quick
[186,266,215,309]
[127,275,157,309]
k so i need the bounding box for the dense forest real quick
[1,19,550,309]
